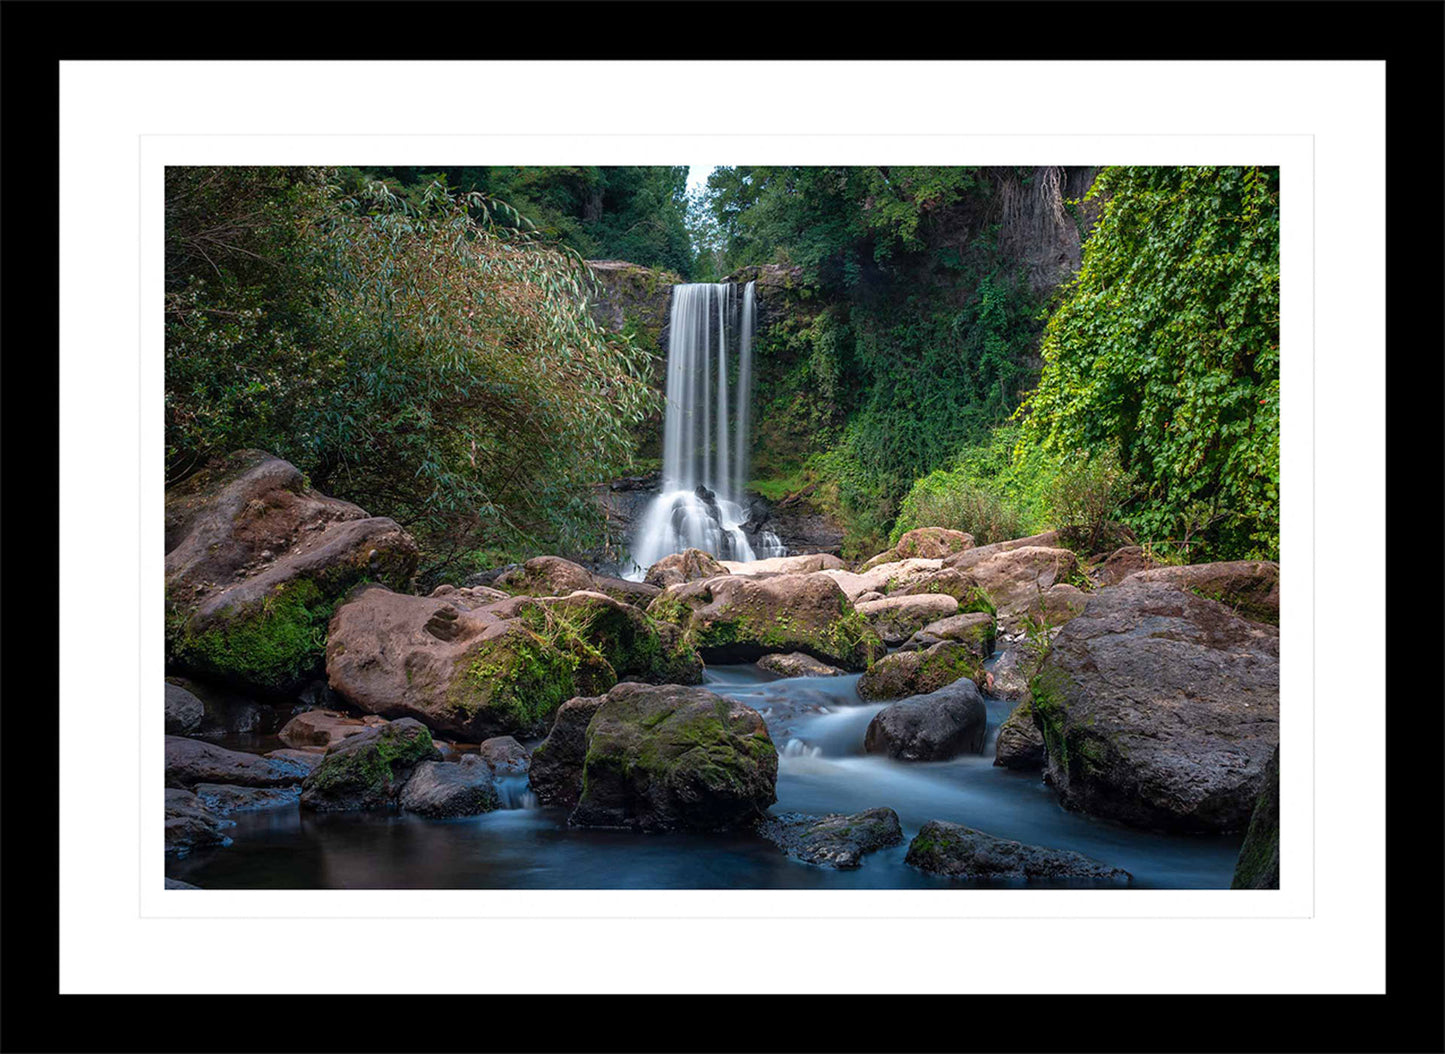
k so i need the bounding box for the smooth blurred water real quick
[168,664,1242,890]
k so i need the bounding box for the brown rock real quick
[1121,560,1280,625]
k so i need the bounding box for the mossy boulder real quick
[863,679,988,760]
[164,450,417,694]
[300,718,440,812]
[529,694,607,809]
[645,573,883,670]
[327,582,699,741]
[1231,746,1280,889]
[1029,582,1279,832]
[905,821,1131,884]
[993,696,1046,770]
[567,683,779,832]
[891,568,996,614]
[857,642,985,701]
[758,808,904,869]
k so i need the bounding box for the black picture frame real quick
[4,2,1441,1051]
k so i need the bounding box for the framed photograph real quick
[6,2,1441,1051]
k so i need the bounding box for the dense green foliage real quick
[354,166,697,277]
[1016,166,1280,559]
[165,167,658,577]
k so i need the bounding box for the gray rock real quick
[757,652,846,678]
[299,718,440,812]
[191,783,301,815]
[1032,582,1279,832]
[863,679,988,761]
[398,757,500,818]
[529,695,607,808]
[759,808,904,869]
[164,682,204,734]
[477,735,530,776]
[165,736,312,790]
[993,697,1046,770]
[164,788,232,855]
[905,821,1130,883]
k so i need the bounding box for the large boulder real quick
[857,642,985,701]
[959,546,1080,629]
[718,553,845,576]
[863,679,988,760]
[854,593,959,646]
[492,555,658,607]
[165,736,312,790]
[890,567,994,610]
[1089,545,1160,587]
[164,450,418,694]
[325,583,698,740]
[894,527,976,561]
[1123,560,1280,625]
[899,611,996,659]
[647,573,883,670]
[299,718,440,812]
[563,683,779,832]
[1231,747,1280,889]
[1024,583,1090,627]
[758,808,904,869]
[164,682,204,735]
[398,757,500,818]
[1029,582,1279,832]
[164,789,233,855]
[944,530,1062,570]
[644,548,728,589]
[757,652,845,678]
[905,821,1131,884]
[816,558,944,603]
[993,697,1046,769]
[528,695,606,808]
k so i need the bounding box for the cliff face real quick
[996,166,1101,295]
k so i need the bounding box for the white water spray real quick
[627,281,784,578]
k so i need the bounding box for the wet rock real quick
[192,783,301,814]
[647,572,883,670]
[993,697,1046,770]
[299,718,440,812]
[857,642,985,701]
[398,757,500,818]
[855,593,959,646]
[277,709,370,750]
[863,679,988,760]
[1122,560,1280,625]
[528,695,606,808]
[567,683,778,832]
[759,808,904,869]
[1232,746,1280,889]
[757,652,846,678]
[164,449,418,693]
[165,789,232,855]
[164,682,204,734]
[644,548,729,589]
[477,735,530,776]
[165,736,313,790]
[265,748,325,771]
[905,821,1131,883]
[1031,582,1279,832]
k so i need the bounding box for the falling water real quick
[628,282,784,578]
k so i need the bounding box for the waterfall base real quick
[625,485,784,581]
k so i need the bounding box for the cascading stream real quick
[627,281,784,578]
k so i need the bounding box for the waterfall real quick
[626,281,785,579]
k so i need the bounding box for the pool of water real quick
[167,664,1243,889]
